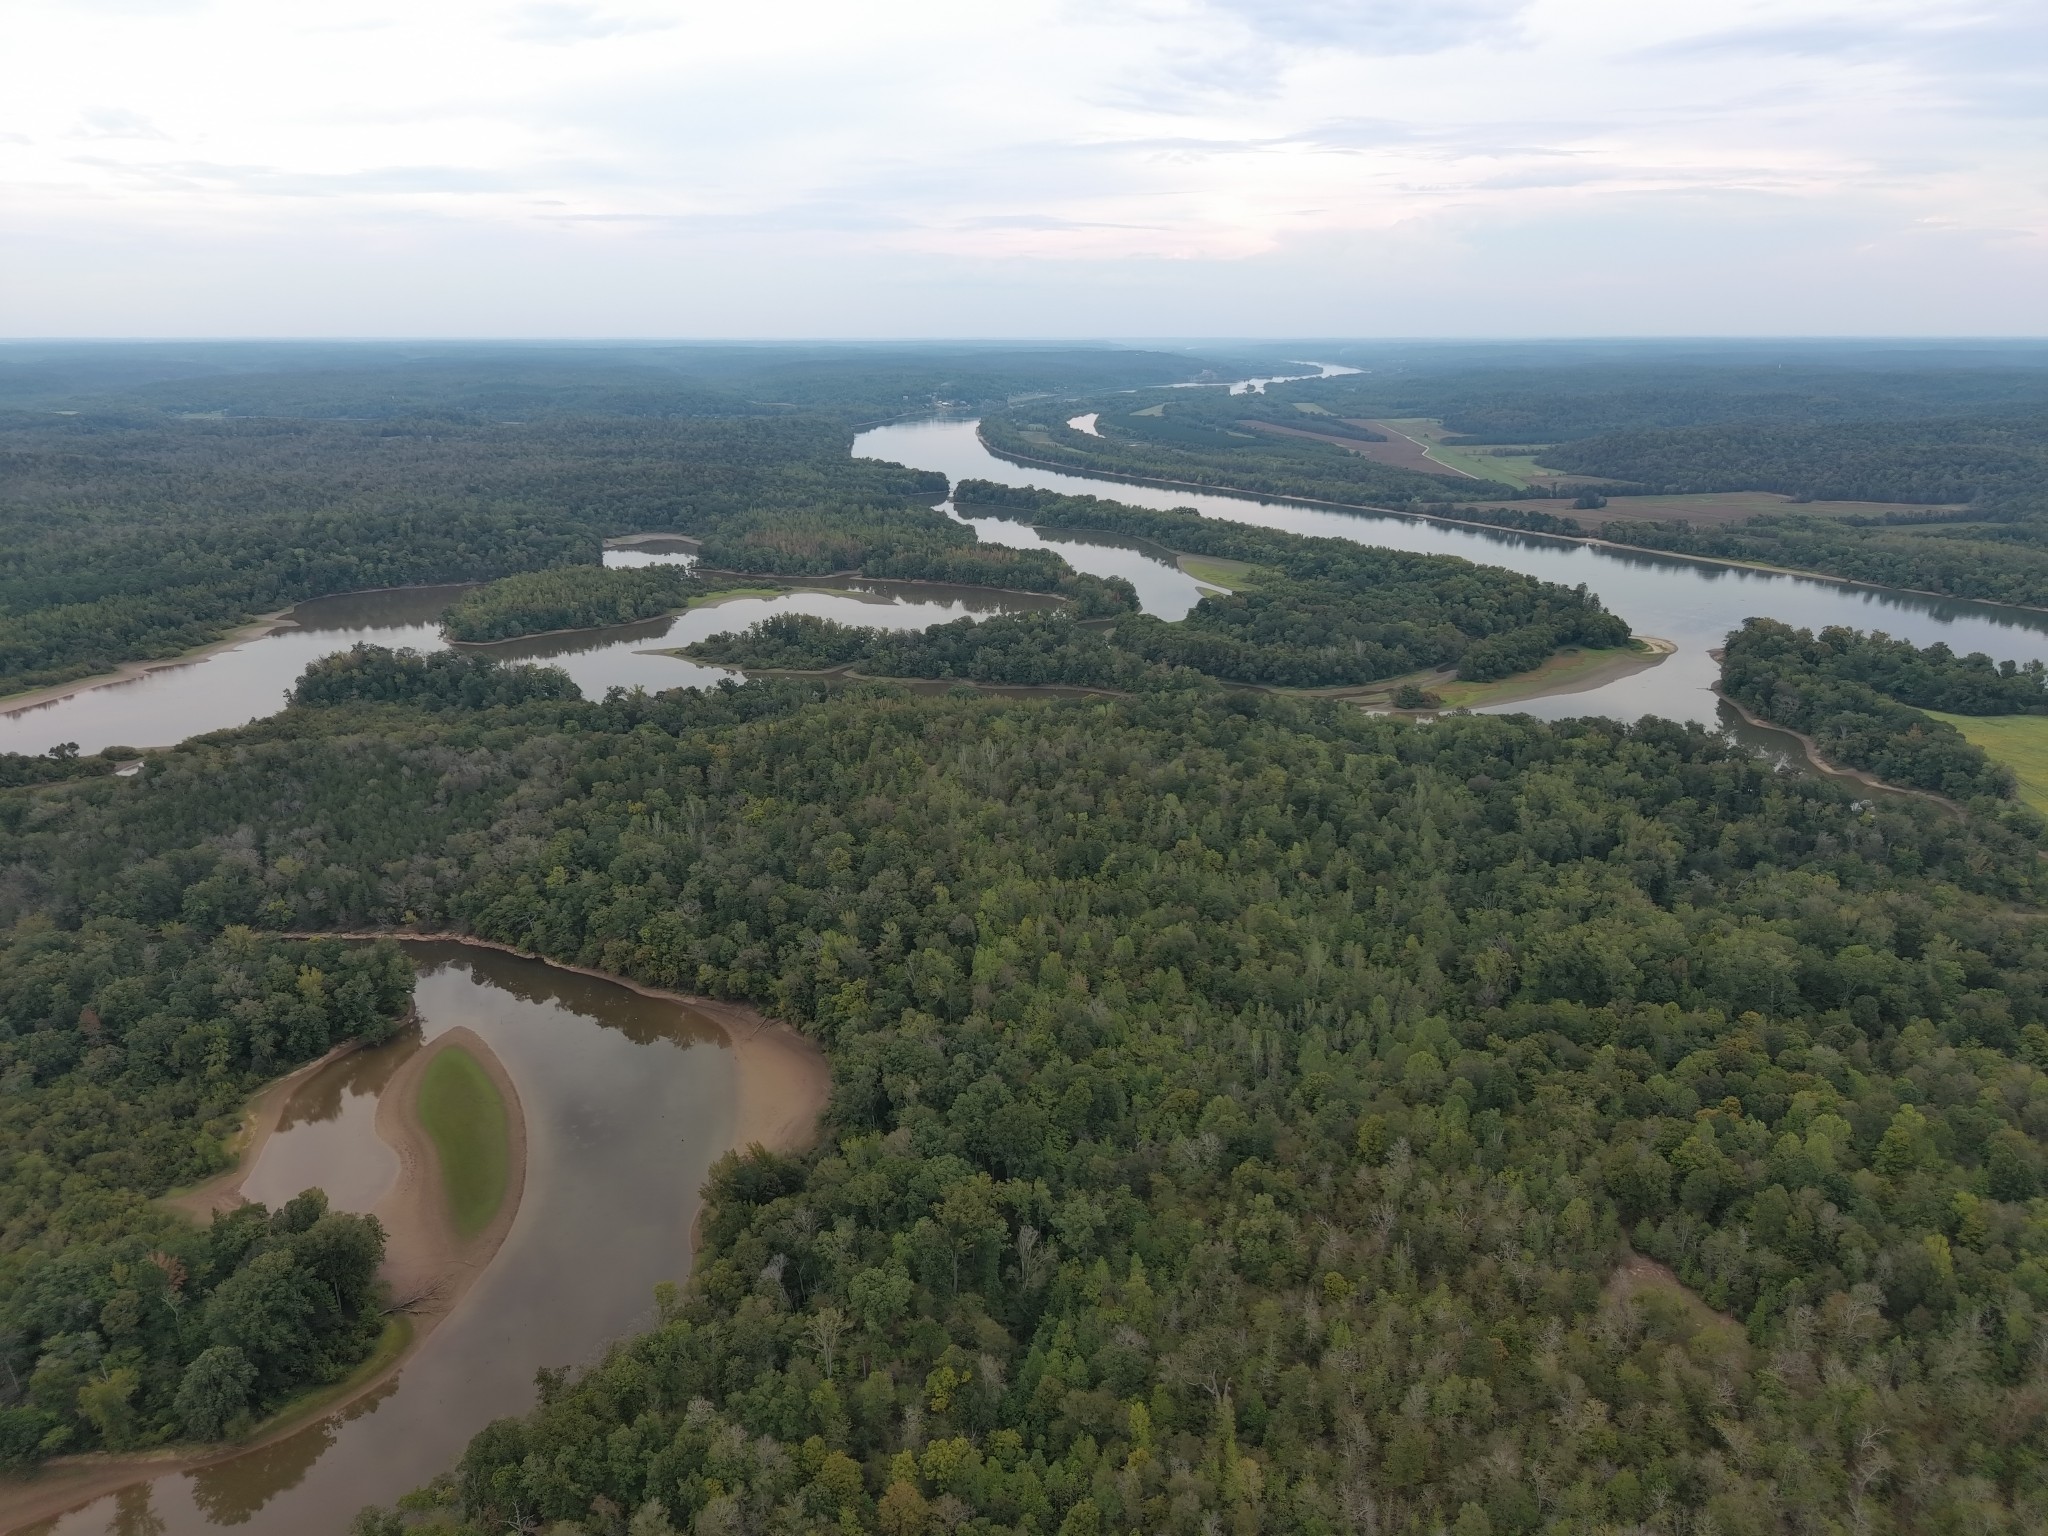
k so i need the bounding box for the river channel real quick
[18,374,2048,1533]
[0,562,1059,758]
[854,417,2048,740]
[23,942,740,1536]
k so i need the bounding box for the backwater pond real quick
[0,568,1059,757]
[26,942,737,1536]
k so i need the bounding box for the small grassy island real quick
[415,1044,511,1239]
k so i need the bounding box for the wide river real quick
[18,385,2048,1534]
[854,417,2048,734]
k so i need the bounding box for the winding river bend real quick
[854,417,2048,741]
[14,377,2048,1533]
[18,944,753,1536]
[0,561,1058,758]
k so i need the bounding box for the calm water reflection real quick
[0,574,1056,756]
[858,417,2048,728]
[239,1033,422,1216]
[29,943,736,1536]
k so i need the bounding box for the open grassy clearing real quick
[1370,418,1525,482]
[1177,555,1260,590]
[416,1044,510,1238]
[1429,637,1672,708]
[1923,710,2048,814]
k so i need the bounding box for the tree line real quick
[1546,415,2048,509]
[0,411,944,697]
[4,659,2047,1531]
[1720,618,2047,807]
[0,924,414,1463]
[440,566,741,643]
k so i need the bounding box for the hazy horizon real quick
[5,0,2044,338]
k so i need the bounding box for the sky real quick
[3,0,2044,338]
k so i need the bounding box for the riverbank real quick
[0,610,297,719]
[0,1025,527,1535]
[1428,636,1675,711]
[280,933,828,1157]
[976,431,2048,619]
[395,936,830,1157]
[0,941,829,1536]
[1250,636,1676,715]
[676,638,1676,715]
[1712,679,1962,813]
[446,586,789,648]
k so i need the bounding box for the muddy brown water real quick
[22,942,738,1536]
[858,417,2048,731]
[0,568,1060,757]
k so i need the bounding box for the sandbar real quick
[0,928,832,1533]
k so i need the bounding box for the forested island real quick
[5,341,2048,1536]
[690,485,1629,690]
[1721,619,2048,814]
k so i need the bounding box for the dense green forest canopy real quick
[5,661,2048,1532]
[1721,618,2047,808]
[693,486,1629,691]
[13,342,2048,1533]
[0,925,414,1463]
[1545,416,2048,509]
[0,342,1250,421]
[0,411,941,696]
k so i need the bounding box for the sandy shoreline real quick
[162,1035,373,1221]
[0,942,825,1534]
[976,431,2048,619]
[372,1027,526,1325]
[0,611,298,720]
[1713,680,1961,812]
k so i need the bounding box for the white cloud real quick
[0,0,2040,334]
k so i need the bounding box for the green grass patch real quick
[417,1046,509,1238]
[1178,556,1260,591]
[686,587,786,608]
[1408,639,1660,710]
[1378,418,1545,487]
[1923,711,2048,814]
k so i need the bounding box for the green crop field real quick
[1924,710,2048,814]
[417,1044,510,1238]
